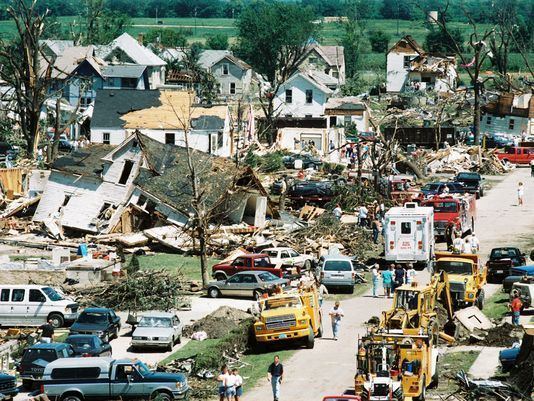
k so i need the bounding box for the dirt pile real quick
[456,322,523,346]
[184,306,252,338]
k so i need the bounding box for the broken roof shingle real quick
[51,144,115,178]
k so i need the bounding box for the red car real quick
[211,254,283,280]
[322,396,361,401]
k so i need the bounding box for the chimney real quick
[137,33,144,46]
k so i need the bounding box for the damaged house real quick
[386,35,457,93]
[90,89,232,157]
[33,132,274,235]
[481,93,534,136]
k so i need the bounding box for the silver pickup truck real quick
[42,357,189,401]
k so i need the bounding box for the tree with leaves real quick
[0,0,55,157]
[144,28,188,48]
[425,26,464,53]
[205,33,229,50]
[368,30,391,53]
[80,0,130,45]
[235,1,318,143]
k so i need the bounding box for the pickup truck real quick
[486,247,527,283]
[42,357,189,401]
[496,146,534,165]
[454,172,485,198]
[212,254,283,280]
[0,373,17,401]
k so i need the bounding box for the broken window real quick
[217,131,223,148]
[421,76,431,83]
[285,89,292,104]
[137,194,147,207]
[103,132,110,145]
[305,89,313,104]
[230,82,236,94]
[329,116,337,127]
[509,119,515,130]
[146,199,156,213]
[344,116,351,126]
[118,160,134,185]
[401,222,412,234]
[403,56,413,68]
[97,202,113,220]
[165,133,175,145]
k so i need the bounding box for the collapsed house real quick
[481,93,534,136]
[386,35,457,93]
[33,132,275,235]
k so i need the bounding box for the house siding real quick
[386,51,418,92]
[273,75,328,118]
[481,113,533,136]
[211,59,249,97]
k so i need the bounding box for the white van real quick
[0,285,78,328]
[384,203,434,269]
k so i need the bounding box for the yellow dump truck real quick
[434,251,486,309]
[355,332,438,401]
[253,286,322,349]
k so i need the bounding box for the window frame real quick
[285,89,293,104]
[509,118,515,130]
[0,289,9,302]
[11,289,25,302]
[229,82,236,95]
[305,89,313,104]
[401,222,412,234]
[222,63,229,75]
[103,132,110,145]
[29,289,46,303]
[165,132,175,145]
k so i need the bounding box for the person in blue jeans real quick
[382,265,394,298]
[268,355,284,401]
[371,264,380,298]
[329,301,344,340]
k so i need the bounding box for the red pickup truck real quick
[212,254,283,280]
[496,146,534,165]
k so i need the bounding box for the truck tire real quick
[167,342,173,352]
[349,285,354,294]
[151,391,173,401]
[21,379,33,390]
[317,319,323,338]
[61,393,84,401]
[305,325,315,349]
[48,312,64,328]
[480,188,484,197]
[476,290,485,310]
[177,334,182,344]
[208,287,220,298]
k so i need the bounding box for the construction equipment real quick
[253,284,322,349]
[379,271,455,342]
[355,332,439,401]
[433,251,486,309]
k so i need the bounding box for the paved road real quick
[246,167,534,400]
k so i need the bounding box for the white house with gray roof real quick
[298,44,346,86]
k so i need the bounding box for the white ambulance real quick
[384,202,434,269]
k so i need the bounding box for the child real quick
[232,368,243,401]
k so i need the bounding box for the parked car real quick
[499,343,521,372]
[287,179,346,206]
[496,146,534,165]
[212,254,283,280]
[282,154,323,170]
[502,265,534,292]
[262,247,315,270]
[0,142,18,161]
[65,334,113,357]
[483,133,514,148]
[0,285,78,328]
[18,342,74,389]
[487,247,527,283]
[131,312,183,352]
[207,270,289,300]
[58,139,74,152]
[454,172,485,198]
[420,182,466,197]
[319,255,357,293]
[511,282,534,311]
[70,307,121,342]
[0,372,18,401]
[43,357,189,401]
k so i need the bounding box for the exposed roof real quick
[50,46,96,79]
[482,93,534,119]
[103,33,166,66]
[91,89,228,130]
[388,35,425,55]
[215,54,252,70]
[198,50,231,69]
[40,39,74,56]
[308,69,339,87]
[409,54,457,76]
[161,48,186,62]
[102,64,147,78]
[51,144,115,178]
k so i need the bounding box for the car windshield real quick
[135,361,151,376]
[264,296,302,310]
[491,249,519,258]
[258,272,279,282]
[22,348,57,362]
[77,312,108,324]
[41,287,64,301]
[66,337,97,349]
[323,260,352,271]
[430,201,458,213]
[138,317,172,328]
[436,261,472,275]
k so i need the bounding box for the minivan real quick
[319,255,356,293]
[0,285,79,328]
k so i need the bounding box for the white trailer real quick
[384,202,434,268]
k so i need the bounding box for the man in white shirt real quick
[224,371,237,400]
[461,238,473,254]
[329,301,344,340]
[406,264,417,284]
[452,235,463,253]
[470,233,480,254]
[358,205,368,227]
[218,365,230,401]
[232,368,244,401]
[333,204,342,220]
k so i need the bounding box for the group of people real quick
[218,365,244,401]
[449,232,480,254]
[371,263,417,298]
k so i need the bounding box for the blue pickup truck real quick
[43,357,189,400]
[0,372,18,401]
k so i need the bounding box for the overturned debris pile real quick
[183,306,252,339]
[72,269,188,311]
[424,145,511,174]
[452,370,527,401]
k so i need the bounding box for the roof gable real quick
[106,33,166,66]
[388,35,425,55]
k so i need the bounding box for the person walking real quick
[518,182,524,206]
[371,264,380,298]
[510,292,523,326]
[38,319,55,343]
[232,369,243,401]
[218,365,230,401]
[279,176,288,211]
[382,265,394,298]
[406,264,416,285]
[394,264,406,291]
[445,223,454,251]
[470,232,480,254]
[224,369,237,400]
[315,278,329,306]
[371,218,381,244]
[329,301,344,340]
[358,205,368,227]
[267,355,284,401]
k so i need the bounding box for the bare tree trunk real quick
[473,81,481,145]
[198,224,210,287]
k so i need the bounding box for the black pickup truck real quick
[487,247,527,283]
[454,172,485,198]
[0,373,18,401]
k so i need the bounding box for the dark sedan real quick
[282,154,323,170]
[64,334,112,357]
[69,307,121,343]
[207,271,289,300]
[420,182,466,197]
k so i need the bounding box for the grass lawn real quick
[483,291,510,321]
[432,349,480,394]
[124,253,221,282]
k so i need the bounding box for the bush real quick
[205,33,229,50]
[259,151,285,172]
[368,30,390,53]
[322,162,345,175]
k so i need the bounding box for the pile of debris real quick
[72,269,189,311]
[451,370,527,401]
[183,306,252,339]
[424,145,511,174]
